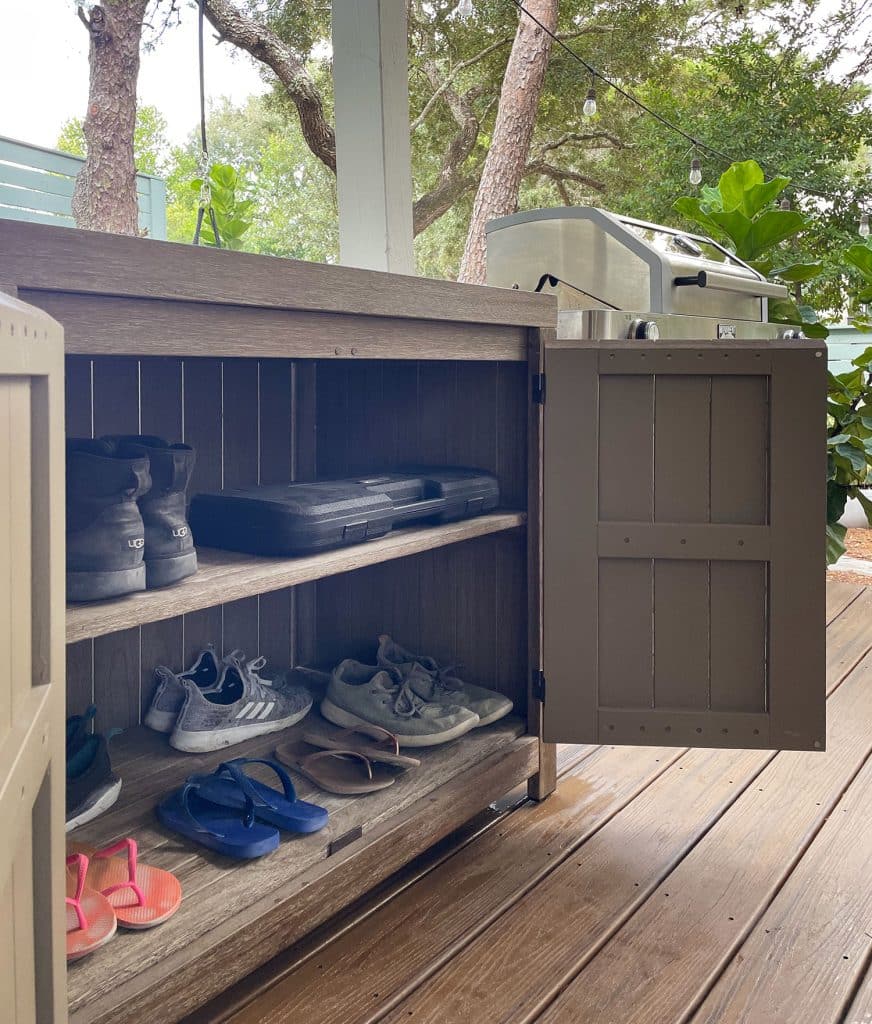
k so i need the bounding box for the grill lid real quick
[486,206,788,323]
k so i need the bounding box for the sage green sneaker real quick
[376,635,513,727]
[320,660,479,747]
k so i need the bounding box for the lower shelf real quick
[67,710,537,1024]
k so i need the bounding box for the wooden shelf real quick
[66,512,526,644]
[66,712,537,1024]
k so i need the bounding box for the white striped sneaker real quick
[169,659,313,753]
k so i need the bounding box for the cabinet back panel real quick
[65,356,529,729]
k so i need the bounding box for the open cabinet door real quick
[542,336,826,751]
[0,291,67,1022]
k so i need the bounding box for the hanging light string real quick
[505,0,861,206]
[192,0,222,247]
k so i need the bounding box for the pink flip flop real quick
[73,838,182,929]
[66,853,117,961]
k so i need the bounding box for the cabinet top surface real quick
[0,219,556,329]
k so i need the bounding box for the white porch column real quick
[331,0,416,275]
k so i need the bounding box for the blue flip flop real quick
[194,758,329,834]
[156,778,280,859]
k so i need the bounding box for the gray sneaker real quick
[145,646,222,733]
[320,660,479,747]
[145,647,295,734]
[170,659,313,753]
[376,635,513,727]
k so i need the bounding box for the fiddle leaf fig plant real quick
[674,160,827,338]
[844,242,872,332]
[827,345,872,564]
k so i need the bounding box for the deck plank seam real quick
[356,748,692,1024]
[508,751,780,1024]
[838,942,872,1024]
[673,742,872,1024]
[827,585,866,627]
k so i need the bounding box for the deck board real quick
[194,583,872,1024]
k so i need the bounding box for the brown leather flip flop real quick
[301,724,421,770]
[274,742,397,795]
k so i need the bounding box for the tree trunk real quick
[72,2,148,234]
[458,0,557,284]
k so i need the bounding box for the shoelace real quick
[390,675,432,719]
[225,649,271,686]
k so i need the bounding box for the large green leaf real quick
[827,522,847,565]
[672,197,726,240]
[827,480,849,522]
[717,160,765,212]
[743,210,805,260]
[708,208,753,253]
[846,243,872,280]
[771,262,823,283]
[744,177,791,217]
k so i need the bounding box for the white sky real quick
[0,1,269,150]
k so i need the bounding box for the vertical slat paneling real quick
[259,359,295,672]
[314,362,350,478]
[598,559,653,708]
[139,357,185,718]
[65,641,94,718]
[654,560,709,709]
[449,363,499,686]
[654,375,710,523]
[496,361,528,708]
[222,358,261,658]
[711,375,768,524]
[496,361,527,508]
[710,561,767,713]
[312,362,350,665]
[293,362,318,666]
[91,357,140,730]
[64,355,94,711]
[64,355,91,437]
[182,358,223,662]
[598,375,653,521]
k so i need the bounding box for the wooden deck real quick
[187,580,872,1024]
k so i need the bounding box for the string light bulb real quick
[455,0,474,19]
[583,86,597,117]
[779,198,791,211]
[689,157,702,186]
[860,213,870,239]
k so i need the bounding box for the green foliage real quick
[164,96,338,261]
[827,346,872,563]
[190,164,254,250]
[674,160,830,339]
[57,106,171,177]
[844,242,872,331]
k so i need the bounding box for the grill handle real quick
[673,269,788,301]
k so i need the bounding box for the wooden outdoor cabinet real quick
[0,219,826,1024]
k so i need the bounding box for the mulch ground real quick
[829,528,872,585]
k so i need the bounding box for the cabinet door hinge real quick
[532,670,546,703]
[532,373,546,405]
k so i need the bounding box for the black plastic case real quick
[188,467,500,555]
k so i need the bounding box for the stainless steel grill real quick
[486,206,798,342]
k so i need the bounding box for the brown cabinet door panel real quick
[542,338,826,751]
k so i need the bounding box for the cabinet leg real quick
[528,740,557,801]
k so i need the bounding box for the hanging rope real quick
[192,0,222,247]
